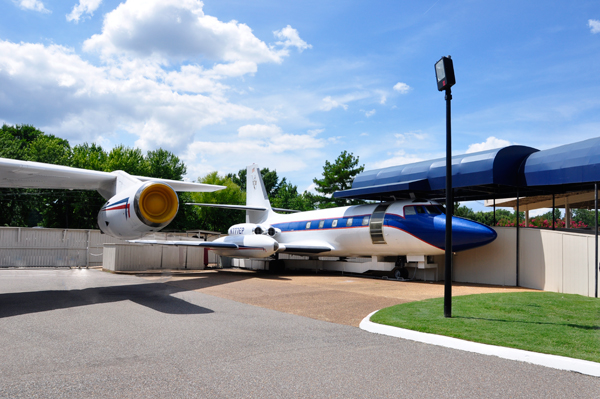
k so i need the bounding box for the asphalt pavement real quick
[0,269,598,398]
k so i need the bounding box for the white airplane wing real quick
[129,239,238,249]
[0,158,224,195]
[129,237,333,254]
[0,157,114,191]
[279,242,334,254]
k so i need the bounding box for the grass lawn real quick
[370,291,600,363]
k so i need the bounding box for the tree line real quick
[0,125,364,233]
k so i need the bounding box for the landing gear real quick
[390,256,408,279]
[268,254,285,273]
[392,267,408,279]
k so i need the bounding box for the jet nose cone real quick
[434,216,497,251]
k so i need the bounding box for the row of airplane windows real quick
[305,216,371,230]
[278,216,371,231]
[278,205,445,232]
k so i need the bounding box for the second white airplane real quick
[132,164,498,259]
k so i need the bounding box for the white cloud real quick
[307,128,324,136]
[320,96,348,111]
[380,95,387,105]
[14,0,50,13]
[181,130,326,177]
[0,39,263,150]
[83,0,296,67]
[273,25,312,53]
[393,82,411,94]
[370,150,425,169]
[394,131,427,145]
[363,109,376,117]
[466,136,512,153]
[67,0,102,23]
[589,19,600,34]
[238,124,282,139]
[1,0,319,183]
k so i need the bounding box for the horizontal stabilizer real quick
[129,239,238,249]
[186,203,300,213]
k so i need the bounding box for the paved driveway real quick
[0,269,596,398]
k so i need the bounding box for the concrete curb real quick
[360,311,600,378]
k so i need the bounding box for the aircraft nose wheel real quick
[392,267,409,280]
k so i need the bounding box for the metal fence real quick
[0,227,218,269]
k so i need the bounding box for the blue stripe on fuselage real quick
[271,211,496,252]
[272,214,371,232]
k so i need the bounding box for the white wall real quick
[453,227,600,297]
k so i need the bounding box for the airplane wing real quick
[0,157,224,194]
[279,242,334,254]
[129,239,238,249]
[0,157,114,191]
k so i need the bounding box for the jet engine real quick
[97,181,179,239]
[227,223,280,237]
[253,225,280,237]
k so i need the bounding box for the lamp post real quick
[435,56,456,318]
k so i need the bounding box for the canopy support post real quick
[595,183,598,298]
[552,194,556,230]
[516,190,520,287]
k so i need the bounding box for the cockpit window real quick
[424,205,442,215]
[405,205,443,216]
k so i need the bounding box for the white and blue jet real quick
[134,164,497,259]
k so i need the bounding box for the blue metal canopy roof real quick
[335,145,538,201]
[522,137,600,187]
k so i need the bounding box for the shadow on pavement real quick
[0,282,213,318]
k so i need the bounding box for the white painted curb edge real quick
[360,310,600,378]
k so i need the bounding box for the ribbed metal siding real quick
[0,227,126,267]
[103,244,207,271]
[0,227,211,269]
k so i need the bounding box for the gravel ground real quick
[143,268,535,326]
[0,269,597,398]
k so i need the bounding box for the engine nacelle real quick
[98,181,179,239]
[212,234,280,258]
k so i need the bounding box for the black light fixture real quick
[435,56,456,91]
[435,55,455,318]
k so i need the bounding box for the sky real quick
[1,0,600,213]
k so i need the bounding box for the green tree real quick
[227,167,282,197]
[105,145,148,175]
[312,151,365,208]
[0,124,44,160]
[187,172,246,233]
[71,143,108,171]
[146,148,186,180]
[271,182,317,211]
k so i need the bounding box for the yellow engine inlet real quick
[138,183,178,225]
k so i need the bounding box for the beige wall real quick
[453,227,600,297]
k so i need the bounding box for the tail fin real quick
[246,164,274,223]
